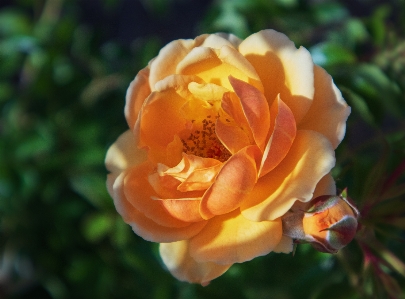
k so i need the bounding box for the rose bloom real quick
[106,29,351,285]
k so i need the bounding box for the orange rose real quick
[105,29,351,285]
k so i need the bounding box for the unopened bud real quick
[282,189,359,254]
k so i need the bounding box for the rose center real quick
[181,115,231,162]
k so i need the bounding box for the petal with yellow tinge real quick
[229,76,270,151]
[112,172,207,243]
[189,209,282,264]
[298,65,351,149]
[160,240,232,285]
[259,95,296,177]
[239,29,314,123]
[241,130,335,221]
[199,146,261,219]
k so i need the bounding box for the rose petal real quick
[149,38,197,88]
[139,88,187,150]
[160,240,232,285]
[241,130,336,221]
[229,76,270,151]
[112,172,207,243]
[215,119,251,154]
[189,209,282,264]
[178,163,223,192]
[160,153,222,182]
[200,33,241,49]
[148,171,204,200]
[239,29,314,123]
[125,67,151,130]
[188,82,229,103]
[200,145,261,219]
[259,95,296,177]
[124,162,192,228]
[312,173,337,199]
[289,174,336,213]
[177,45,262,91]
[156,153,223,192]
[298,65,351,149]
[217,92,254,150]
[273,235,293,253]
[105,128,147,176]
[159,199,204,222]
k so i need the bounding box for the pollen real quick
[181,115,231,162]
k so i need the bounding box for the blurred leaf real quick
[82,213,114,242]
[313,2,348,25]
[367,4,391,46]
[380,182,405,201]
[0,8,31,36]
[310,42,356,68]
[340,87,376,126]
[350,64,402,122]
[70,174,112,209]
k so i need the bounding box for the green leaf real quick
[310,43,356,68]
[82,213,114,242]
[0,9,31,36]
[340,87,376,126]
[69,174,113,209]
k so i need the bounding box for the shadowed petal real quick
[125,67,151,130]
[177,45,262,91]
[298,65,351,149]
[259,95,296,177]
[149,38,197,88]
[124,163,192,228]
[241,130,336,221]
[273,236,293,253]
[189,209,282,264]
[158,199,204,222]
[229,76,270,151]
[160,240,232,285]
[112,172,207,243]
[239,29,314,123]
[200,146,261,219]
[105,129,147,177]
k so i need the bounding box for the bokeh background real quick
[1,0,405,298]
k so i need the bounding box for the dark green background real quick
[1,0,405,298]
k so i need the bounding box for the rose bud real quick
[282,190,359,254]
[302,193,359,253]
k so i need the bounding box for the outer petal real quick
[273,235,293,253]
[200,146,261,219]
[189,209,282,264]
[241,130,336,221]
[105,129,147,176]
[124,162,192,228]
[159,199,204,222]
[229,76,270,151]
[259,95,296,177]
[125,67,151,130]
[200,33,241,49]
[312,173,336,199]
[239,29,314,123]
[177,45,263,92]
[139,76,193,150]
[112,172,207,243]
[298,65,351,149]
[160,240,232,285]
[149,38,197,88]
[288,173,336,213]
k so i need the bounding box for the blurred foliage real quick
[0,0,404,298]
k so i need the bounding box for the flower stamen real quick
[181,115,231,162]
